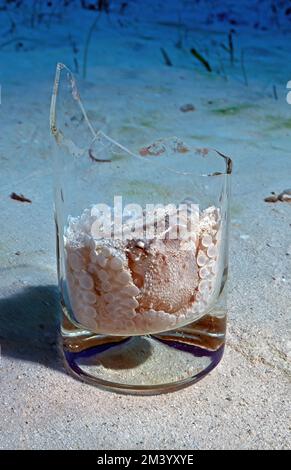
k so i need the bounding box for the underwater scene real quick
[0,0,290,450]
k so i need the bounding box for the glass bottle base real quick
[61,310,226,395]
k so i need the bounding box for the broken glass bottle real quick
[50,63,232,394]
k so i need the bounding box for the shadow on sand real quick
[0,284,65,373]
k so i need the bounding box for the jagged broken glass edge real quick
[50,62,232,176]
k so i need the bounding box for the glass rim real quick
[50,62,233,178]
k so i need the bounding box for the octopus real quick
[64,205,221,335]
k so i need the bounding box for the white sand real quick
[0,1,290,450]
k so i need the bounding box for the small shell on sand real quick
[180,103,195,112]
[278,188,291,202]
[265,189,291,203]
[264,195,279,203]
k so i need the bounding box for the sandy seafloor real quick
[0,0,290,449]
